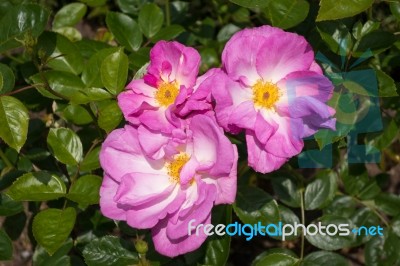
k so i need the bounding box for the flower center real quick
[167,153,190,183]
[154,81,179,107]
[252,80,280,109]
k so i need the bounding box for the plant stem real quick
[300,187,305,260]
[1,84,42,96]
[0,148,13,169]
[5,52,24,64]
[165,0,171,26]
[353,197,390,228]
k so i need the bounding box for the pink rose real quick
[99,115,238,257]
[212,26,336,173]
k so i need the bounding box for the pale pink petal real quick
[276,71,334,103]
[139,108,175,133]
[114,173,173,206]
[166,183,216,240]
[257,109,304,158]
[228,101,257,130]
[138,125,169,159]
[126,79,157,98]
[191,115,236,177]
[203,145,238,204]
[151,212,211,257]
[125,186,186,229]
[99,174,126,220]
[309,61,323,74]
[255,31,314,83]
[147,41,201,88]
[117,90,157,125]
[246,130,288,173]
[100,126,164,181]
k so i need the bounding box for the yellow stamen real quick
[252,80,280,109]
[167,153,190,183]
[154,81,179,107]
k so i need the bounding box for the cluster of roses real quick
[99,26,336,257]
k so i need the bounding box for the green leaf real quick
[354,31,395,57]
[53,3,87,29]
[365,231,400,266]
[263,0,309,30]
[302,251,349,266]
[54,26,82,42]
[0,96,29,152]
[270,175,301,208]
[341,172,372,197]
[317,21,353,56]
[81,47,119,88]
[204,205,232,266]
[0,63,15,94]
[6,171,66,201]
[0,193,23,216]
[232,7,250,23]
[305,215,355,250]
[67,175,102,208]
[37,32,84,75]
[374,193,400,216]
[324,196,357,218]
[106,12,142,52]
[80,146,101,171]
[0,4,50,53]
[350,208,380,245]
[275,205,301,241]
[100,49,129,95]
[33,239,73,266]
[305,171,337,210]
[369,119,399,150]
[30,70,88,103]
[229,0,271,9]
[78,0,106,7]
[32,208,76,255]
[392,216,400,239]
[217,24,240,42]
[3,212,26,240]
[83,235,138,266]
[151,25,185,42]
[63,104,93,125]
[391,2,400,20]
[116,0,146,15]
[138,3,164,39]
[233,186,280,225]
[85,87,114,101]
[375,69,398,97]
[252,249,298,266]
[314,92,361,149]
[47,127,83,165]
[352,21,380,40]
[316,0,374,21]
[0,229,12,261]
[96,100,123,133]
[254,253,299,266]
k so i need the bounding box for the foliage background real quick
[0,0,400,265]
